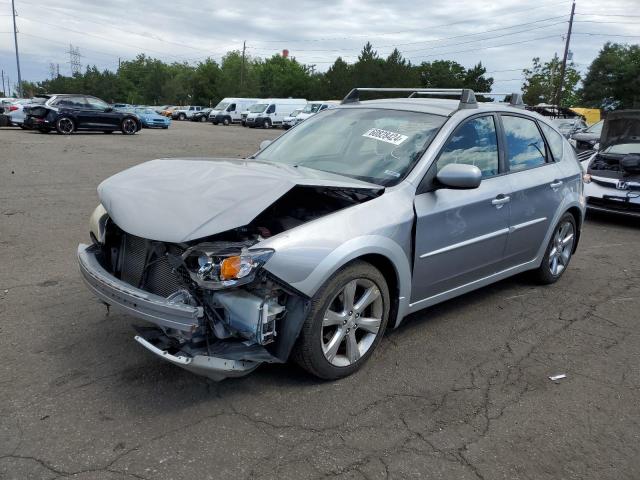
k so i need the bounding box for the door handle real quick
[550,180,563,189]
[492,195,511,208]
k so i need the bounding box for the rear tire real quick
[531,213,576,285]
[200,116,206,122]
[55,116,75,135]
[292,261,390,380]
[120,118,138,135]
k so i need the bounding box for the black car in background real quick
[24,94,141,135]
[190,108,212,122]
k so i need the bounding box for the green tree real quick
[324,57,354,99]
[522,54,580,106]
[580,42,640,109]
[353,42,386,87]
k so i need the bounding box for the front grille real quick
[119,233,187,297]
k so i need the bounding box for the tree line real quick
[10,41,640,109]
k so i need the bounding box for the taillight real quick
[9,105,18,112]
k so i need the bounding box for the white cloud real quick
[0,0,638,88]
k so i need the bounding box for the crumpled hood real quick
[600,110,640,150]
[98,158,382,242]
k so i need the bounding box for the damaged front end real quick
[79,175,380,380]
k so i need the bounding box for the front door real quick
[412,115,511,305]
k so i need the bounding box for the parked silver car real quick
[78,88,585,381]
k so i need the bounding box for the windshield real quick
[586,120,603,134]
[256,108,446,186]
[289,109,301,117]
[302,103,322,114]
[249,103,268,113]
[603,143,640,155]
[213,102,229,110]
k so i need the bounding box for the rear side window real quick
[539,122,564,162]
[437,115,499,178]
[502,115,547,172]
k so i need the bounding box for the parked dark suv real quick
[24,94,141,135]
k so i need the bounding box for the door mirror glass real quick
[436,163,482,189]
[259,140,272,150]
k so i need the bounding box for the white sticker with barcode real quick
[362,128,408,145]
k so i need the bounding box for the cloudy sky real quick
[1,0,638,93]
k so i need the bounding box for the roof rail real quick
[341,87,477,110]
[476,92,525,109]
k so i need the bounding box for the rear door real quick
[412,114,511,304]
[499,114,563,266]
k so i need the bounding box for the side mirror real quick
[259,140,272,150]
[436,163,482,189]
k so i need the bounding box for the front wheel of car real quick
[120,118,138,135]
[200,116,206,122]
[532,213,576,285]
[178,113,186,121]
[55,117,75,135]
[293,260,390,380]
[263,118,272,129]
[223,117,230,126]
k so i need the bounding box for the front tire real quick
[200,116,206,122]
[263,118,272,129]
[293,261,390,380]
[55,116,75,135]
[532,213,576,284]
[223,117,230,126]
[178,113,186,121]
[120,118,138,135]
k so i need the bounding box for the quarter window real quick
[437,115,499,178]
[502,115,547,172]
[539,122,564,162]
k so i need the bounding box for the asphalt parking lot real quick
[1,121,639,480]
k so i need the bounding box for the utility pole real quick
[1,70,5,96]
[240,40,246,89]
[556,0,575,107]
[11,0,23,97]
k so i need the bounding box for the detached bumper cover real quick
[134,334,259,381]
[78,243,203,331]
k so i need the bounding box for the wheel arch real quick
[565,205,583,253]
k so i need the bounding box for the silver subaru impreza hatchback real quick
[78,88,585,381]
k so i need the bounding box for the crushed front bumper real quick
[78,243,266,380]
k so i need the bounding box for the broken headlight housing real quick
[181,244,274,290]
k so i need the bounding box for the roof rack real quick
[476,92,525,108]
[341,87,478,110]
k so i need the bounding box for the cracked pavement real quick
[1,123,639,479]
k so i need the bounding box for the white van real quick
[292,100,339,126]
[209,98,260,125]
[245,98,307,128]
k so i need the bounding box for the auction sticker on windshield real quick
[362,128,408,146]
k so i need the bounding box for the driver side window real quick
[266,104,276,114]
[437,116,499,178]
[85,97,109,111]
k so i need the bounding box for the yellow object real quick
[570,108,600,126]
[220,256,242,280]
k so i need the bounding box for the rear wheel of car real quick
[293,261,390,380]
[55,117,74,135]
[263,118,272,129]
[223,117,230,126]
[532,213,576,284]
[178,113,186,121]
[120,118,138,135]
[200,115,206,122]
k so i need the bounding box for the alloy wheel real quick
[549,220,575,276]
[57,118,74,134]
[321,279,383,367]
[122,118,137,134]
